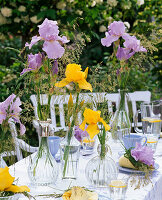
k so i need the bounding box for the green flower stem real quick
[63,92,80,177]
[36,79,43,121]
[98,127,106,160]
[36,58,52,121]
[119,90,126,111]
[33,137,52,176]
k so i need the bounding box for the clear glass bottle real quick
[28,119,58,186]
[60,127,80,179]
[111,90,131,141]
[85,144,118,187]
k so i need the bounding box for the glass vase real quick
[0,155,6,168]
[85,145,118,187]
[111,89,131,141]
[28,119,58,186]
[60,127,80,179]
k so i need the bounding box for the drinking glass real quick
[108,175,129,200]
[48,136,61,160]
[134,101,162,152]
[81,135,96,156]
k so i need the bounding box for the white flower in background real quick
[137,0,144,6]
[18,5,26,12]
[76,10,83,16]
[108,16,113,22]
[99,25,107,32]
[107,0,118,7]
[96,0,103,3]
[1,7,12,17]
[56,2,66,9]
[30,16,42,24]
[122,1,132,9]
[91,1,96,7]
[14,17,21,23]
[124,21,130,30]
[0,13,7,24]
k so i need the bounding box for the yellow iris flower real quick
[0,167,30,193]
[80,108,111,139]
[55,64,92,92]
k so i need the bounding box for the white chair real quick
[31,91,151,134]
[0,121,38,165]
[50,92,120,131]
[128,91,151,127]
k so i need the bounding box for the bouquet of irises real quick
[21,18,69,121]
[101,21,147,89]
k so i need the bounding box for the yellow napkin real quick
[119,155,136,169]
[62,186,98,200]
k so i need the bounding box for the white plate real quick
[117,162,159,174]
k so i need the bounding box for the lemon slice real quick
[109,180,127,188]
[142,118,162,123]
[83,138,95,143]
[147,139,158,144]
[149,119,162,123]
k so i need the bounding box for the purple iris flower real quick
[52,60,58,75]
[25,18,69,59]
[116,45,135,61]
[74,125,88,142]
[20,53,42,75]
[101,21,126,47]
[116,35,147,60]
[131,143,154,167]
[123,34,147,53]
[0,94,26,135]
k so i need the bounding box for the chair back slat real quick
[31,91,151,134]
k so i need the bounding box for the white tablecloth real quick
[9,138,162,200]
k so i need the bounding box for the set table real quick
[9,138,162,200]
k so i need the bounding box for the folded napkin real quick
[62,186,98,200]
[119,155,136,169]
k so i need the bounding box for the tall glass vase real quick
[28,119,58,186]
[60,127,80,180]
[0,155,6,168]
[85,144,117,187]
[111,90,131,141]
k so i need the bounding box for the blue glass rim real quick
[48,136,61,140]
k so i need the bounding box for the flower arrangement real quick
[21,18,69,121]
[119,142,155,171]
[119,142,155,188]
[101,21,147,141]
[0,167,30,198]
[101,21,147,89]
[119,142,156,189]
[0,94,25,164]
[55,63,92,178]
[80,108,110,159]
